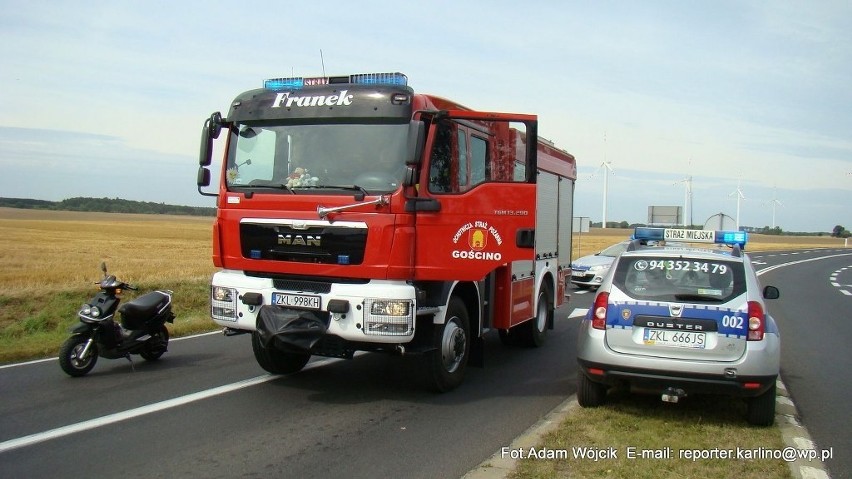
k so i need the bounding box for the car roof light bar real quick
[632,227,747,249]
[264,72,408,90]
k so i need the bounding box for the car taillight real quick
[747,300,764,341]
[592,292,609,330]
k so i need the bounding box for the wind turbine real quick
[600,161,614,229]
[770,188,782,228]
[674,174,693,227]
[729,181,745,230]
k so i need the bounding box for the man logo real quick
[278,234,321,247]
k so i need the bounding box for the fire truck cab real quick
[197,72,577,391]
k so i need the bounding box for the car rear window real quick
[612,255,746,303]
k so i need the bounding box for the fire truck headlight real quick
[364,299,413,336]
[211,286,238,322]
[370,300,410,317]
[212,286,235,302]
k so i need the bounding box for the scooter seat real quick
[120,291,171,329]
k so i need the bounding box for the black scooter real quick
[59,263,175,377]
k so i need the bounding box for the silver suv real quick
[575,228,781,426]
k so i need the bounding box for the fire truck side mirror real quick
[197,166,211,187]
[406,120,426,165]
[199,112,223,166]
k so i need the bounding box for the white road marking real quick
[0,330,221,370]
[568,308,589,318]
[0,356,338,454]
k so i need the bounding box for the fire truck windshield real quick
[225,122,408,194]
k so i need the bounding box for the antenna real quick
[320,49,326,78]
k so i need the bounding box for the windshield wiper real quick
[293,184,371,199]
[234,182,295,194]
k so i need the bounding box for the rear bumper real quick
[578,359,777,397]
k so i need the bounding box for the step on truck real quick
[196,72,577,391]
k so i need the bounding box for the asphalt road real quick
[0,299,588,479]
[752,247,852,479]
[1,247,848,478]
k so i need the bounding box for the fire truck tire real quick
[251,332,311,374]
[519,287,552,347]
[426,297,470,392]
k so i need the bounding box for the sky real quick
[0,1,850,232]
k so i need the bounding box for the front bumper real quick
[210,269,418,344]
[569,270,605,287]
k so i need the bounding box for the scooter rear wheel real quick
[59,335,98,377]
[140,325,169,361]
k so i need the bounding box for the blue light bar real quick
[264,72,407,90]
[351,72,408,86]
[632,227,747,248]
[264,77,305,90]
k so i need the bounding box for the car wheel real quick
[577,371,607,407]
[746,382,776,426]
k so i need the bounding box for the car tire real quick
[577,371,607,407]
[746,382,776,426]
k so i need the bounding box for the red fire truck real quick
[197,72,577,391]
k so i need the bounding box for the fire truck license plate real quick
[272,293,320,310]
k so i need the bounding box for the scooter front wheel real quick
[59,334,98,377]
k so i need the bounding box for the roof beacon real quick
[264,72,408,90]
[632,227,747,249]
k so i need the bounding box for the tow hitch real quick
[661,387,686,403]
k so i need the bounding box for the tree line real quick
[0,197,215,217]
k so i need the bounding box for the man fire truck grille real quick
[271,279,331,294]
[240,223,368,265]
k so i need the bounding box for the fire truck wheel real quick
[519,287,552,347]
[251,332,311,374]
[426,297,470,392]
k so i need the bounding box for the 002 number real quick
[722,315,744,329]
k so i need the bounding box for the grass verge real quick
[509,390,792,479]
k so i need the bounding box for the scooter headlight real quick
[89,307,101,318]
[80,304,92,315]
